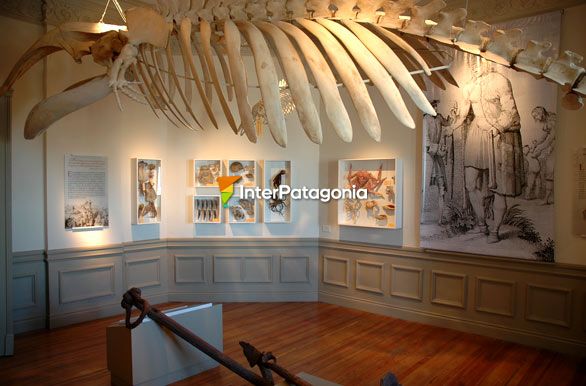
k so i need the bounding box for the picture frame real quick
[262,160,292,223]
[227,160,256,188]
[133,158,162,225]
[337,158,403,229]
[193,195,222,224]
[227,196,258,224]
[194,159,222,187]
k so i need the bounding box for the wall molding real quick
[58,263,116,304]
[322,256,350,288]
[319,290,586,356]
[475,277,516,317]
[430,270,468,309]
[319,240,586,356]
[280,256,310,283]
[319,240,586,279]
[14,238,318,331]
[390,265,424,301]
[355,260,385,294]
[10,237,586,358]
[525,284,573,328]
[174,255,207,284]
[125,256,161,289]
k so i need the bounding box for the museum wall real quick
[554,3,586,265]
[4,32,321,252]
[316,4,586,355]
[318,87,422,248]
[0,15,45,253]
[1,4,585,346]
[318,4,586,266]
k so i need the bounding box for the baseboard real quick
[169,291,318,303]
[49,293,169,328]
[14,317,45,334]
[319,290,586,356]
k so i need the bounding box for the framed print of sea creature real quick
[193,195,222,223]
[228,160,256,187]
[194,159,222,187]
[338,159,403,229]
[133,158,161,225]
[263,160,292,223]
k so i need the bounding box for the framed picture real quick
[133,158,161,225]
[228,160,256,188]
[337,158,403,229]
[65,154,109,230]
[420,12,560,261]
[194,159,222,187]
[227,196,257,223]
[263,160,292,223]
[193,195,222,223]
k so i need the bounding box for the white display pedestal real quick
[107,304,222,386]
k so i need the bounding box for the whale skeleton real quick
[1,0,584,147]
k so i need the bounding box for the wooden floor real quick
[1,302,584,386]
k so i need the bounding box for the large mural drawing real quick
[421,13,560,261]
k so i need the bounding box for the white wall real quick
[0,16,45,252]
[42,50,319,250]
[318,87,422,248]
[2,6,585,264]
[554,3,586,265]
[318,4,586,265]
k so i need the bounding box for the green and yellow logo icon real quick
[217,176,242,208]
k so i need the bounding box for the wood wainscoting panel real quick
[430,271,468,309]
[475,277,516,317]
[355,260,384,294]
[243,256,273,283]
[58,264,116,304]
[525,284,572,328]
[323,256,349,288]
[390,265,423,301]
[174,255,206,284]
[12,274,36,310]
[213,256,243,283]
[280,256,310,283]
[125,256,161,289]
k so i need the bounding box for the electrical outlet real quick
[321,225,331,233]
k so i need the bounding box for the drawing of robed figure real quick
[451,63,525,243]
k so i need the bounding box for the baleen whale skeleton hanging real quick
[1,0,585,147]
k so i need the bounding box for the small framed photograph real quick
[227,196,257,223]
[133,158,162,225]
[228,160,256,187]
[193,195,222,223]
[194,159,222,187]
[337,158,402,229]
[263,160,292,223]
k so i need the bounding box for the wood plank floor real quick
[1,302,584,386]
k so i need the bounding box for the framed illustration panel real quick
[263,160,292,223]
[337,158,403,229]
[193,195,222,223]
[133,158,161,225]
[227,196,257,224]
[194,159,222,187]
[64,154,109,230]
[228,160,256,188]
[420,12,560,261]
